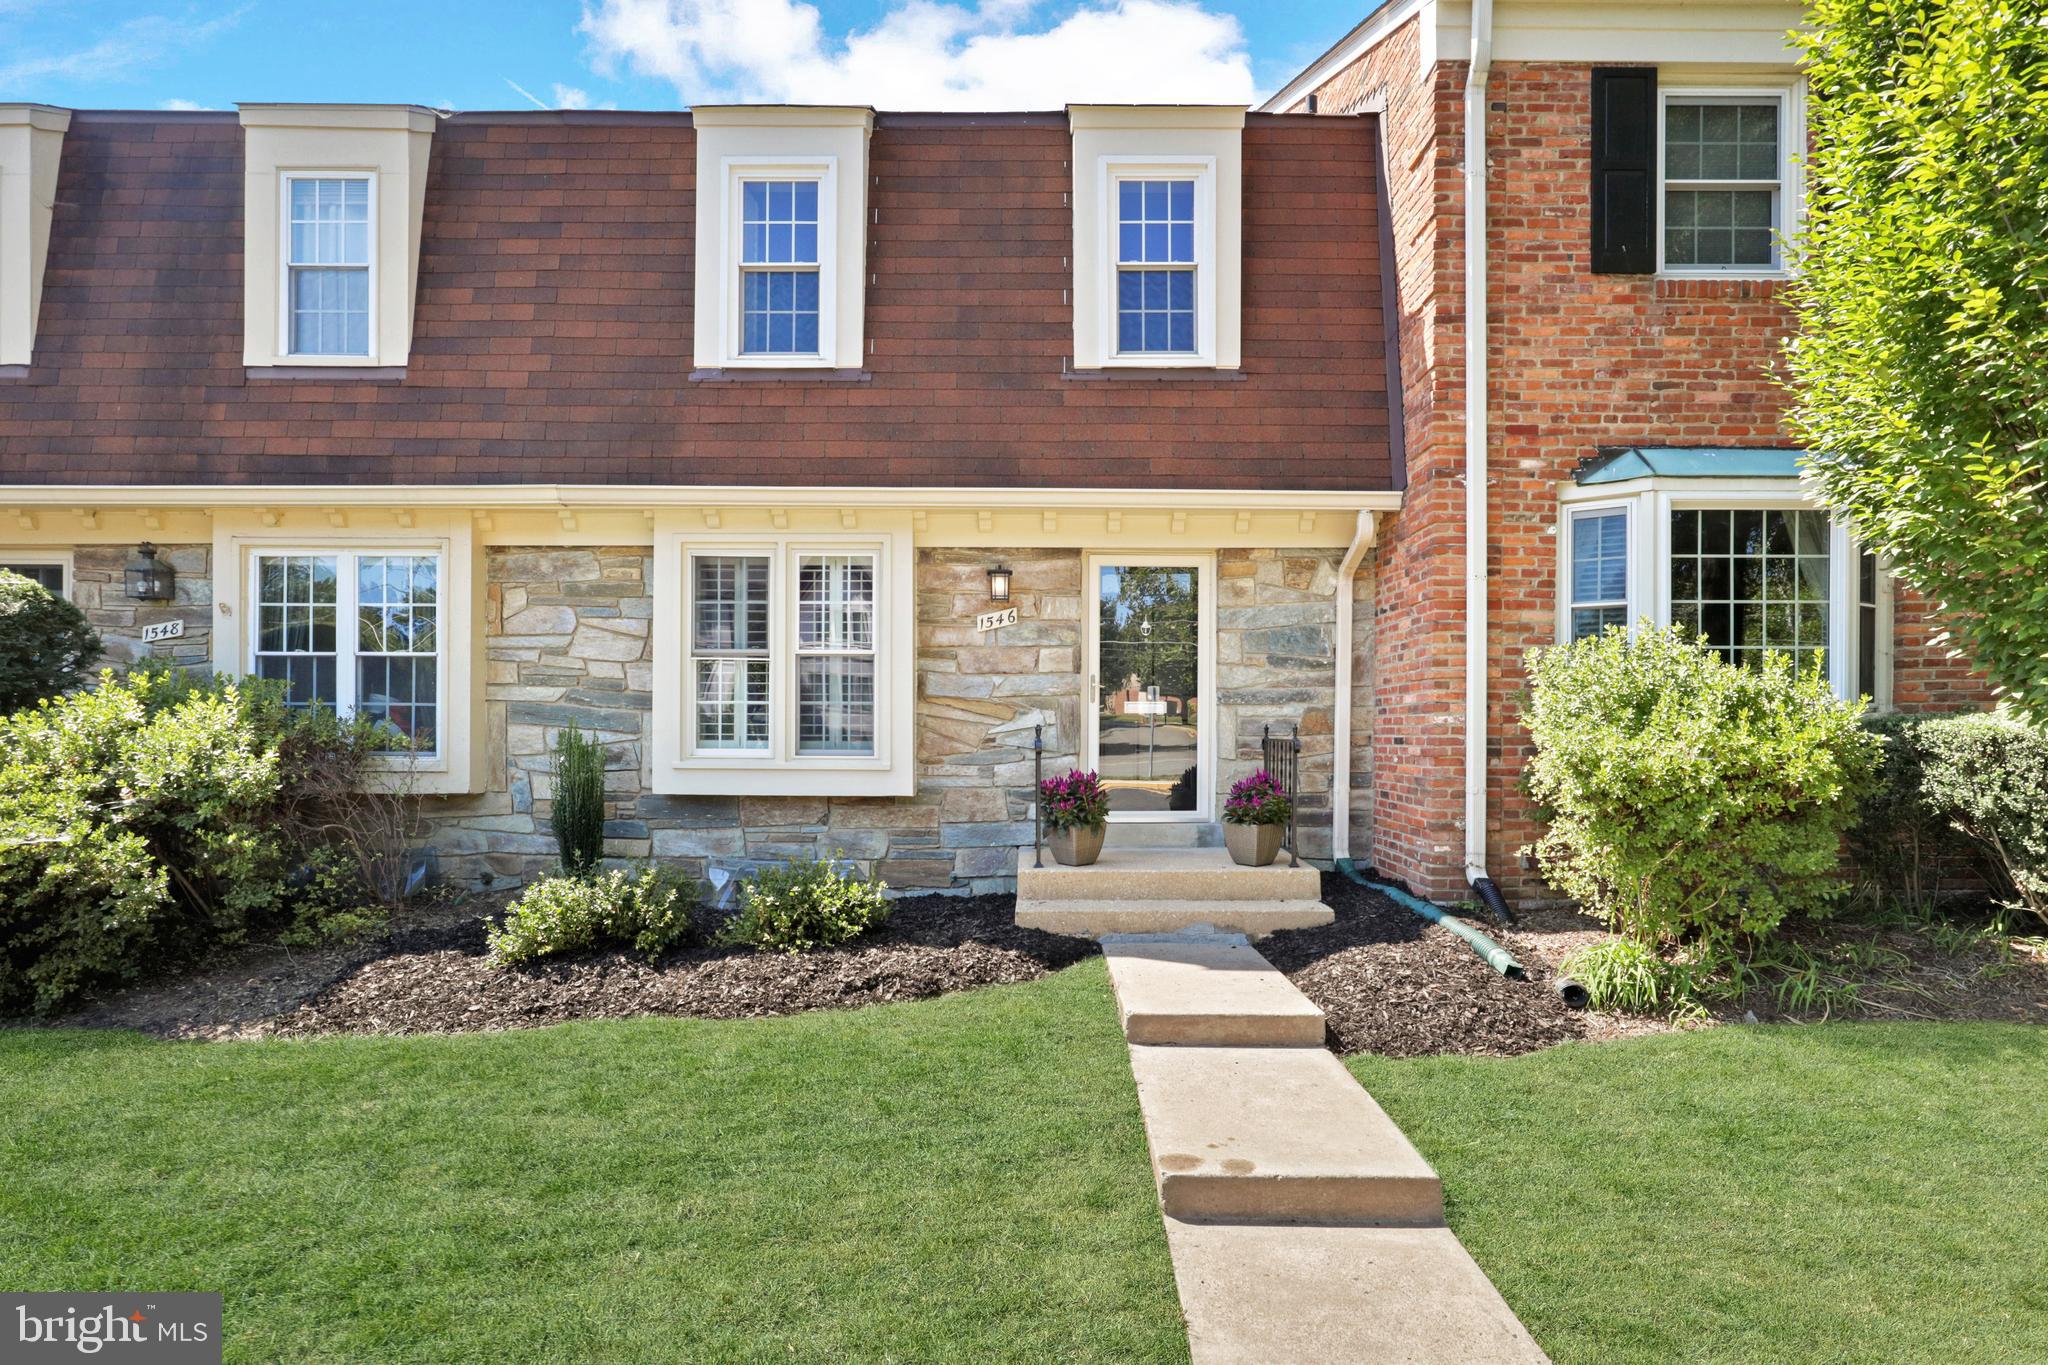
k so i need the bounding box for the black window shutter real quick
[1590,67,1657,274]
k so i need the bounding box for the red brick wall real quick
[1290,15,1475,894]
[1,110,1395,492]
[1299,50,1999,901]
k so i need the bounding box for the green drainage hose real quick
[1335,859,1526,980]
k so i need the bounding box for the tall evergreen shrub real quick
[550,723,608,875]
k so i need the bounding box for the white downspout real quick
[1331,508,1377,861]
[1462,0,1496,886]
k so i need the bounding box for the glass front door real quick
[1092,560,1205,818]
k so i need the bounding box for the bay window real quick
[251,548,441,752]
[1558,487,1888,706]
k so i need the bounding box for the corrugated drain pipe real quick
[1336,859,1523,980]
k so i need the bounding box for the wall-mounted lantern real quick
[986,564,1012,604]
[125,542,176,602]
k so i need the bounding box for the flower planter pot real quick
[1047,824,1106,867]
[1224,822,1284,867]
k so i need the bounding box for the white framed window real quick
[689,553,772,751]
[281,174,374,358]
[1,552,70,597]
[680,542,880,764]
[1558,483,1889,705]
[1658,84,1801,277]
[249,548,441,754]
[1096,157,1218,366]
[1565,506,1630,640]
[1114,177,1199,355]
[738,178,823,357]
[652,518,912,797]
[713,155,842,368]
[795,554,875,755]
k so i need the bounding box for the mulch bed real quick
[1258,874,1589,1057]
[268,894,1094,1037]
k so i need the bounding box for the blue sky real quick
[0,1,1356,112]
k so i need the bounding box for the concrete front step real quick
[1163,1219,1552,1364]
[1015,899,1334,939]
[1104,937,1326,1047]
[1129,1045,1443,1225]
[1015,846,1322,903]
[1104,821,1223,849]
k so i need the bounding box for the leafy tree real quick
[1788,0,2048,716]
[0,570,102,712]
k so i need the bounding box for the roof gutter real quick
[1463,0,1495,888]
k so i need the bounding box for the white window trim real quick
[246,546,446,759]
[278,171,378,362]
[1557,478,1890,706]
[1097,156,1219,368]
[0,549,73,599]
[719,156,839,369]
[1560,502,1634,640]
[652,519,914,796]
[1655,81,1804,281]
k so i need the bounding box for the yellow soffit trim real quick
[1,484,1402,513]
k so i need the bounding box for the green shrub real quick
[486,866,698,967]
[1913,713,2048,926]
[1849,713,1982,913]
[0,670,287,1013]
[550,723,608,875]
[719,856,890,954]
[0,570,102,712]
[1522,627,1880,962]
[1559,937,1676,1014]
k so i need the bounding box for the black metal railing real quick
[1261,722,1302,869]
[1032,722,1044,868]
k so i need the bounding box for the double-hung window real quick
[1115,178,1197,355]
[1660,89,1794,273]
[1,558,66,596]
[682,545,880,762]
[1566,508,1630,640]
[739,179,821,356]
[285,175,372,357]
[691,554,772,751]
[252,549,440,752]
[796,555,875,754]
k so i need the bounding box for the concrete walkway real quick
[1101,931,1550,1364]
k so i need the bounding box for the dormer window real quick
[238,105,436,371]
[1115,178,1198,355]
[1069,106,1242,371]
[691,106,872,373]
[285,175,373,357]
[739,179,821,356]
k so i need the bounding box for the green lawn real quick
[1352,1023,2048,1365]
[0,960,1186,1365]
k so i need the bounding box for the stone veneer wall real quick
[1214,548,1370,864]
[426,545,1092,893]
[70,544,213,671]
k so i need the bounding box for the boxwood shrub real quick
[486,866,698,967]
[719,856,890,955]
[1523,626,1880,966]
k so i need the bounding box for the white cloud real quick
[578,0,1255,110]
[552,83,618,110]
[159,98,212,111]
[0,7,247,90]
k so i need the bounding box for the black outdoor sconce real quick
[986,564,1012,604]
[125,542,176,602]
